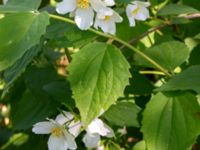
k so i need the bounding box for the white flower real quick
[3,0,8,4]
[56,0,111,30]
[82,118,114,148]
[97,145,105,150]
[94,8,123,34]
[126,1,150,27]
[55,112,82,137]
[102,0,115,6]
[32,111,82,150]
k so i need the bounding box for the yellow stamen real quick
[77,0,89,9]
[132,7,140,15]
[52,128,63,137]
[104,15,111,21]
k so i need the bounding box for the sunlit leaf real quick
[68,42,131,126]
[0,12,49,71]
[135,41,190,71]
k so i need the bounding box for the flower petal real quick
[112,11,123,23]
[90,0,104,12]
[97,145,105,150]
[68,120,82,137]
[64,130,77,149]
[134,7,149,20]
[87,118,114,137]
[48,135,66,150]
[102,0,115,6]
[82,133,100,148]
[32,121,54,134]
[126,5,136,17]
[90,0,111,13]
[95,18,116,34]
[55,111,74,125]
[126,5,136,26]
[75,7,94,30]
[101,121,114,137]
[96,8,113,20]
[132,1,150,7]
[56,0,76,15]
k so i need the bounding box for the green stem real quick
[48,14,171,77]
[139,70,165,76]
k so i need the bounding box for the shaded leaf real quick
[46,19,95,48]
[2,45,41,97]
[158,4,199,16]
[189,45,200,65]
[142,92,200,150]
[157,66,200,93]
[104,101,141,127]
[24,66,60,100]
[12,90,59,130]
[43,80,75,108]
[125,70,154,95]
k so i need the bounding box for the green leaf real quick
[2,133,47,150]
[107,142,124,150]
[0,0,42,15]
[0,5,34,13]
[115,0,131,4]
[24,66,60,100]
[116,15,149,42]
[142,92,200,150]
[125,70,154,95]
[132,140,146,150]
[1,133,29,149]
[135,41,190,71]
[189,45,200,65]
[46,19,95,48]
[158,4,199,16]
[194,33,200,40]
[6,0,42,9]
[11,90,59,130]
[157,66,200,93]
[12,67,62,130]
[104,101,141,127]
[2,44,41,97]
[0,12,49,71]
[43,80,75,108]
[182,0,200,11]
[68,42,131,126]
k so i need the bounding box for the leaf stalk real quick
[48,14,171,77]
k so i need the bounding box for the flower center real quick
[52,128,63,137]
[132,7,140,15]
[104,15,111,21]
[77,0,89,9]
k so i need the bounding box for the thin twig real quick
[139,70,165,76]
[49,14,172,77]
[121,12,200,48]
[120,23,168,49]
[182,13,200,19]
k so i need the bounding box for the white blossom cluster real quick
[56,0,150,34]
[32,111,114,150]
